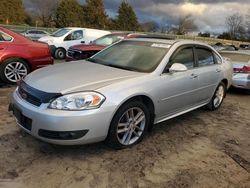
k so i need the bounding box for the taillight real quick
[242,65,250,73]
[234,65,250,73]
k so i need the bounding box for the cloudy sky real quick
[24,0,250,33]
[101,0,250,33]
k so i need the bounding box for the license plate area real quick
[13,106,32,131]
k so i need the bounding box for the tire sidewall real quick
[0,58,30,84]
[107,101,150,149]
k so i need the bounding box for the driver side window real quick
[64,30,83,41]
[171,47,195,69]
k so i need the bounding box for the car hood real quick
[24,61,144,94]
[70,44,105,51]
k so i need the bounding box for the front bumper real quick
[10,89,115,145]
[232,73,250,90]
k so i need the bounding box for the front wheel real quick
[54,48,66,59]
[106,101,150,149]
[207,82,226,111]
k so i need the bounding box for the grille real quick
[18,86,42,106]
[18,80,62,107]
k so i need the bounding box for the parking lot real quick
[0,63,249,187]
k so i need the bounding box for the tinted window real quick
[197,48,215,67]
[172,47,194,69]
[89,40,169,73]
[0,32,13,42]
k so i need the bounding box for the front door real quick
[156,46,200,121]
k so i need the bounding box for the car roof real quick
[125,37,211,47]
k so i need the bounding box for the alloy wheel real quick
[213,85,224,108]
[116,107,146,146]
[4,61,28,83]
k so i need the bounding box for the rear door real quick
[194,47,222,103]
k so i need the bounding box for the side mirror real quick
[169,63,188,73]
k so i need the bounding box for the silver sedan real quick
[9,38,233,149]
[219,50,250,91]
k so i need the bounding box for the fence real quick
[0,24,249,46]
[0,24,58,33]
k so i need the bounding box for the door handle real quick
[216,68,221,73]
[190,73,198,79]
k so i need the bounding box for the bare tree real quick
[226,13,244,40]
[28,0,59,27]
[176,15,198,35]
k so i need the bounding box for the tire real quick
[106,101,150,149]
[207,82,226,111]
[54,48,66,59]
[0,58,30,84]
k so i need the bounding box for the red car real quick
[66,33,142,61]
[0,27,53,84]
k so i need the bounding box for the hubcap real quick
[213,85,224,108]
[116,107,146,146]
[4,62,28,83]
[58,51,64,58]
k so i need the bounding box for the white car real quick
[21,30,49,41]
[220,50,250,92]
[39,27,110,59]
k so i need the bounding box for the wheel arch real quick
[1,56,32,71]
[110,94,156,132]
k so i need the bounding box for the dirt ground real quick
[0,86,249,188]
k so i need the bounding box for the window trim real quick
[0,31,14,43]
[194,45,217,67]
[163,44,196,73]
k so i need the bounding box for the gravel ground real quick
[0,84,249,188]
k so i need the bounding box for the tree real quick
[55,0,83,28]
[115,1,140,31]
[176,15,198,35]
[217,32,231,40]
[84,0,109,29]
[28,0,59,27]
[0,0,26,24]
[226,13,244,40]
[141,21,159,32]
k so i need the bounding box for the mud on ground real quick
[0,86,249,188]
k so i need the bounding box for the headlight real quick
[49,92,105,111]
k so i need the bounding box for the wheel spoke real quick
[133,130,140,137]
[135,115,145,125]
[122,130,130,143]
[5,66,13,71]
[125,131,133,144]
[117,127,129,134]
[129,109,134,120]
[15,62,20,69]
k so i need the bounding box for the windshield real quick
[51,28,71,37]
[88,40,170,73]
[93,34,124,46]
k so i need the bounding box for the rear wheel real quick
[207,82,226,110]
[106,101,150,149]
[54,48,66,59]
[0,58,30,84]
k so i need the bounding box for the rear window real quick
[0,32,13,42]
